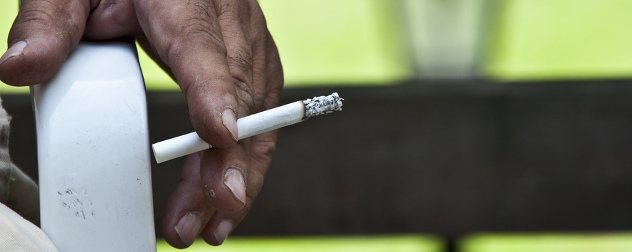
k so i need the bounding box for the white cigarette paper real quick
[153,92,343,163]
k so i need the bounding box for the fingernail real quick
[222,108,238,141]
[174,213,202,247]
[214,219,233,245]
[223,168,246,204]
[0,41,27,65]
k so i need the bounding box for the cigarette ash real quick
[303,92,344,118]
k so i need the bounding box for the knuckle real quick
[176,0,227,56]
[262,84,282,110]
[12,2,81,49]
[227,46,254,83]
[18,0,63,22]
[190,0,214,18]
[252,138,277,165]
[181,17,226,55]
[16,8,55,24]
[234,79,255,113]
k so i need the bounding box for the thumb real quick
[0,0,90,86]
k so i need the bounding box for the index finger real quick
[134,0,239,148]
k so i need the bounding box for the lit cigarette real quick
[152,92,344,163]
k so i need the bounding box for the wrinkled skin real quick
[0,0,283,248]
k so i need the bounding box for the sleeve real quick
[0,96,57,251]
[0,203,58,252]
[0,95,39,224]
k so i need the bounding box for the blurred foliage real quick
[461,233,632,252]
[259,0,412,86]
[2,0,632,94]
[158,233,632,252]
[157,235,443,252]
[484,0,632,80]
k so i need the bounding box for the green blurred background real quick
[3,0,632,251]
[4,0,632,91]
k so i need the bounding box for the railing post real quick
[32,41,156,252]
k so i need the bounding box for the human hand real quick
[0,0,283,248]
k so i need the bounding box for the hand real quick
[0,0,283,248]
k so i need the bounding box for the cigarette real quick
[152,92,344,163]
